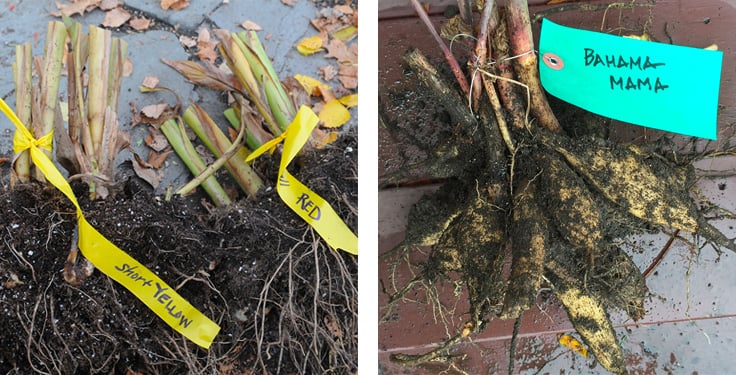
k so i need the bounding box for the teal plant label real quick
[539,19,723,139]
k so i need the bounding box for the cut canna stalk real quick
[11,42,33,185]
[183,104,263,197]
[235,30,296,131]
[60,21,129,199]
[160,118,232,207]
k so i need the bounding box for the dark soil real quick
[0,129,357,374]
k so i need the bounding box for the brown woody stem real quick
[491,21,527,130]
[505,0,562,133]
[470,0,497,110]
[409,0,470,96]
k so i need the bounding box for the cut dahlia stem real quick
[491,20,528,130]
[409,0,470,96]
[403,48,476,131]
[505,0,562,133]
[470,0,497,110]
[457,0,473,25]
[474,0,516,153]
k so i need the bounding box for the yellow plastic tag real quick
[0,98,220,349]
[247,106,358,255]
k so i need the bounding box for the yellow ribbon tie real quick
[247,106,358,255]
[0,97,220,349]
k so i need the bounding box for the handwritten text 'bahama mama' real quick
[584,48,669,93]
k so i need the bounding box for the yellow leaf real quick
[558,334,589,358]
[338,93,358,108]
[623,33,650,41]
[333,25,357,42]
[318,100,350,128]
[295,74,331,96]
[296,35,323,56]
[704,43,719,51]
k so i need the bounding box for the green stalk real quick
[37,21,67,160]
[12,42,33,184]
[236,31,296,130]
[183,105,263,197]
[160,119,232,206]
[223,106,264,151]
[216,30,281,136]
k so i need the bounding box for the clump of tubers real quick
[382,0,734,373]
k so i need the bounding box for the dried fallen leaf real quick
[102,7,131,28]
[318,86,337,102]
[318,99,350,128]
[311,8,356,35]
[196,28,219,64]
[319,65,337,81]
[281,0,297,6]
[141,76,159,89]
[294,74,330,96]
[129,17,152,31]
[296,35,323,56]
[338,93,358,108]
[161,0,189,10]
[54,0,100,16]
[338,64,357,90]
[129,101,142,127]
[240,20,262,31]
[310,128,338,149]
[324,38,357,63]
[147,149,173,169]
[99,0,120,10]
[335,5,353,15]
[141,103,168,120]
[278,76,309,110]
[145,127,169,152]
[132,152,163,189]
[123,58,133,77]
